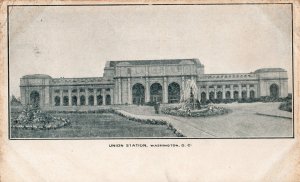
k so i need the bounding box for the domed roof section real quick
[22,74,52,79]
[254,68,286,73]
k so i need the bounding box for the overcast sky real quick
[9,4,292,97]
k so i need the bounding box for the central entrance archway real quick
[132,83,145,105]
[30,91,40,107]
[270,84,279,98]
[150,83,162,103]
[168,82,180,103]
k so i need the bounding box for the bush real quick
[279,99,292,112]
[10,95,22,106]
[12,105,70,130]
[113,110,185,137]
[161,105,230,117]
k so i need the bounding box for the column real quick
[85,89,88,106]
[118,78,122,104]
[198,87,201,101]
[206,85,209,100]
[163,77,168,103]
[127,78,132,104]
[145,77,150,103]
[52,89,55,106]
[238,85,242,99]
[214,86,217,99]
[230,85,234,99]
[102,88,106,105]
[68,88,72,106]
[77,89,80,106]
[222,85,226,99]
[94,89,97,106]
[246,84,250,98]
[60,89,63,106]
[181,76,185,101]
[111,89,114,105]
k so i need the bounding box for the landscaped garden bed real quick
[11,105,70,130]
[113,110,184,137]
[161,104,230,117]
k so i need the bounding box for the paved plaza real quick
[116,102,293,138]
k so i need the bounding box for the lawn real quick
[10,112,177,138]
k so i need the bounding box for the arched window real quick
[242,91,247,100]
[88,95,94,106]
[63,96,69,106]
[72,96,77,106]
[217,91,222,100]
[233,91,239,100]
[54,96,60,106]
[97,95,103,105]
[80,95,86,105]
[226,91,231,99]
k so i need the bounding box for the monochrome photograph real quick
[8,4,293,139]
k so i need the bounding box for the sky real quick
[9,4,293,97]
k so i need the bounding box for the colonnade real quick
[52,87,112,106]
[201,84,255,100]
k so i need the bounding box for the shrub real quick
[161,105,230,117]
[12,105,70,130]
[10,95,22,106]
[279,99,292,112]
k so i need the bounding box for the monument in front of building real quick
[19,58,288,109]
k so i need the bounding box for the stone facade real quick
[20,58,288,108]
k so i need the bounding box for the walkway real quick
[116,102,293,138]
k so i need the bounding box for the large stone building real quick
[20,58,288,108]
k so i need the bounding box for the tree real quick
[10,95,22,106]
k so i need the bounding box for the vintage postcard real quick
[0,0,299,181]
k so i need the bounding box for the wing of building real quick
[20,58,288,108]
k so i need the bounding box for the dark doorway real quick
[209,91,215,101]
[88,95,94,106]
[226,91,231,99]
[132,83,145,105]
[217,91,222,100]
[80,95,86,105]
[233,91,239,100]
[150,83,163,103]
[30,91,40,107]
[72,96,77,106]
[201,92,206,102]
[270,84,279,98]
[250,90,255,99]
[97,95,103,105]
[63,96,69,106]
[54,96,60,106]
[168,82,180,103]
[106,95,111,105]
[242,91,247,100]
